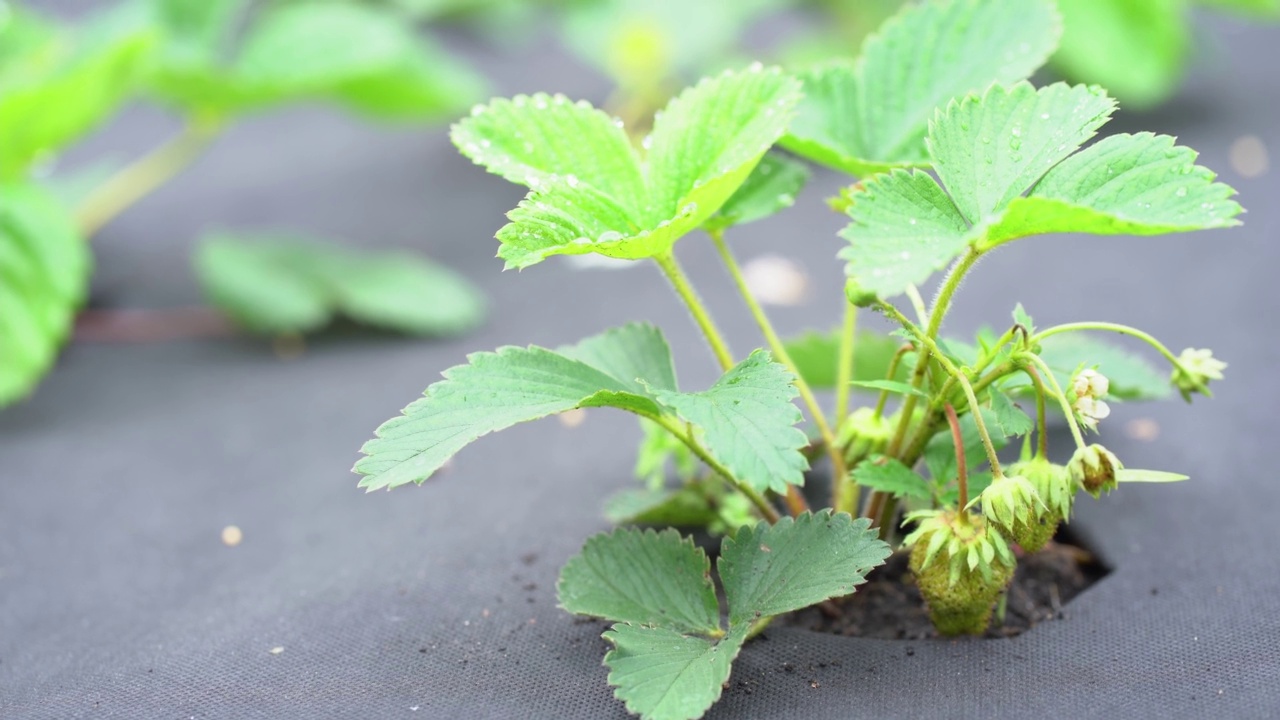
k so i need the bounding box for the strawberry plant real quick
[354,1,1241,718]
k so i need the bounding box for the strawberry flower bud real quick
[1171,348,1226,402]
[1068,444,1122,498]
[1070,368,1111,430]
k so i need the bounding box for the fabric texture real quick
[3,12,1279,720]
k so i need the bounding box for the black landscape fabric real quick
[3,12,1280,720]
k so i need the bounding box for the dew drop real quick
[566,174,580,188]
[908,218,917,225]
[598,230,623,243]
[1175,187,1187,197]
[1041,113,1050,120]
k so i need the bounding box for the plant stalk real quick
[75,117,222,237]
[944,403,969,508]
[653,252,736,370]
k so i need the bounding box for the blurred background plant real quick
[4,0,1275,408]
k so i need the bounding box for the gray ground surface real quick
[3,10,1279,720]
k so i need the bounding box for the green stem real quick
[873,344,914,419]
[886,248,982,456]
[1023,365,1050,458]
[654,252,735,371]
[835,302,858,424]
[652,415,780,523]
[75,116,222,237]
[879,301,1004,479]
[1031,321,1183,368]
[905,284,929,325]
[708,230,847,508]
[1020,353,1087,450]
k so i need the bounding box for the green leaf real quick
[851,456,932,501]
[559,321,678,396]
[354,323,676,490]
[1117,469,1189,483]
[558,528,721,634]
[781,328,905,389]
[719,511,890,624]
[837,169,971,297]
[704,153,809,231]
[989,390,1033,437]
[603,487,717,527]
[0,183,92,406]
[457,66,801,268]
[602,623,747,720]
[849,379,929,398]
[781,0,1061,175]
[1012,303,1035,334]
[654,351,809,494]
[634,418,698,488]
[1051,0,1189,110]
[840,82,1240,300]
[930,82,1117,225]
[194,235,486,336]
[1034,333,1172,401]
[0,6,157,179]
[978,133,1242,248]
[146,0,482,119]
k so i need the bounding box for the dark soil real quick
[784,533,1108,640]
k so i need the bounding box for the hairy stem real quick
[653,252,736,370]
[708,230,840,511]
[652,415,780,523]
[835,302,858,424]
[76,117,222,237]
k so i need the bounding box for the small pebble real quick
[269,647,284,655]
[1228,135,1269,179]
[1124,418,1160,442]
[742,255,809,306]
[221,525,243,547]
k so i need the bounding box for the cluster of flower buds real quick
[1071,368,1111,430]
[1172,348,1227,402]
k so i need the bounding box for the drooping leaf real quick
[719,511,890,624]
[851,456,933,501]
[781,328,905,389]
[0,6,156,179]
[978,133,1242,249]
[840,82,1240,299]
[355,323,676,490]
[0,183,92,406]
[1051,0,1189,110]
[654,351,809,494]
[194,235,486,336]
[781,0,1061,176]
[602,623,747,720]
[704,153,809,231]
[455,67,801,268]
[558,528,721,635]
[1117,468,1189,482]
[988,389,1034,437]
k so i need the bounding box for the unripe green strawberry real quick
[998,458,1074,552]
[978,473,1042,550]
[836,407,893,466]
[904,510,1016,636]
[1069,444,1122,498]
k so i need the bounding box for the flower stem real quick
[1031,321,1184,368]
[1023,364,1050,458]
[944,403,969,508]
[1020,353,1087,450]
[708,230,845,509]
[75,116,223,237]
[653,252,735,370]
